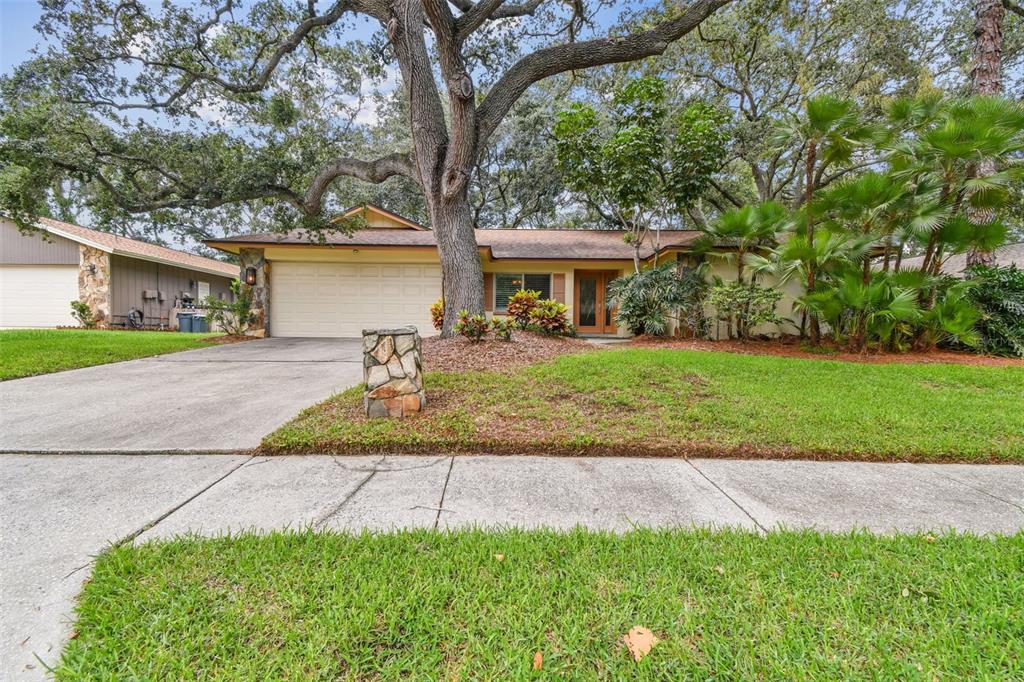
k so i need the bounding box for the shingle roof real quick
[37,216,237,277]
[207,228,702,261]
[898,242,1024,275]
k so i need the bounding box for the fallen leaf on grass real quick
[713,565,725,575]
[622,626,659,662]
[494,553,505,561]
[828,571,840,578]
[532,650,543,670]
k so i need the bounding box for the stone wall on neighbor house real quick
[363,326,424,418]
[79,245,111,326]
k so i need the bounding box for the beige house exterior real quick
[207,204,803,339]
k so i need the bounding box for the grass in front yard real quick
[0,329,220,380]
[57,528,1024,679]
[265,348,1024,461]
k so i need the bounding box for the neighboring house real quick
[897,243,1024,276]
[207,204,802,339]
[1,216,237,328]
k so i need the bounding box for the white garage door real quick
[0,265,79,328]
[271,262,442,337]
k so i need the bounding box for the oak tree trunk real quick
[429,191,484,337]
[967,0,1005,267]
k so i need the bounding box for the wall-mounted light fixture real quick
[86,264,97,275]
[244,266,257,286]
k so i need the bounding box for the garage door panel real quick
[271,261,440,337]
[0,265,80,328]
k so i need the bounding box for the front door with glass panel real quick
[573,270,618,334]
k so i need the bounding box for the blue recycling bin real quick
[176,312,194,333]
[192,315,209,333]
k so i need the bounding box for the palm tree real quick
[694,201,787,283]
[778,96,875,344]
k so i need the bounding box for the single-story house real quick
[898,242,1024,275]
[0,216,237,328]
[207,204,802,339]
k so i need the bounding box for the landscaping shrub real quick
[454,309,489,342]
[529,299,573,335]
[964,263,1024,357]
[608,262,708,336]
[69,300,97,328]
[430,298,444,331]
[506,289,540,327]
[490,316,513,341]
[204,279,256,336]
[708,282,782,340]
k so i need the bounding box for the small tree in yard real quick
[554,78,728,272]
[70,300,96,328]
[707,281,782,340]
[205,279,256,336]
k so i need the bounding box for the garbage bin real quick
[176,312,194,333]
[192,315,209,334]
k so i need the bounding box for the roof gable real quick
[342,204,429,230]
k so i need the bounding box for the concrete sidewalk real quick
[2,454,1021,679]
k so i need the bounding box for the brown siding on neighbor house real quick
[110,254,233,326]
[0,219,79,265]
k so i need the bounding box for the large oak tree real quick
[0,0,729,335]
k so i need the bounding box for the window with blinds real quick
[495,273,552,310]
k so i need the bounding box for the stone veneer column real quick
[363,326,424,418]
[238,247,270,336]
[78,245,111,326]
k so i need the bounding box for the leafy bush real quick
[204,279,256,336]
[506,289,540,327]
[430,298,444,331]
[454,309,489,343]
[529,299,572,335]
[608,262,708,336]
[490,316,513,341]
[964,264,1024,357]
[69,300,97,328]
[708,282,782,340]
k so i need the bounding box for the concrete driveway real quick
[2,453,1021,680]
[0,338,363,452]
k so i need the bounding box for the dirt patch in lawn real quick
[628,336,1024,367]
[423,330,594,373]
[201,334,259,345]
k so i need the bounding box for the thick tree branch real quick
[454,0,545,40]
[1005,0,1024,18]
[476,0,732,147]
[301,153,416,214]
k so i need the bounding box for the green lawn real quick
[265,348,1024,462]
[57,529,1024,680]
[0,329,221,380]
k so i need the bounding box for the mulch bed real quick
[422,330,595,373]
[627,335,1024,368]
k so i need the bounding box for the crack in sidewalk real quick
[313,467,378,529]
[685,459,767,532]
[434,457,456,529]
[927,469,1024,516]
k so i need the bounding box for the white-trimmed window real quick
[495,273,552,311]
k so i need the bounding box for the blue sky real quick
[1,1,44,74]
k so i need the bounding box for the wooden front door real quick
[573,270,618,334]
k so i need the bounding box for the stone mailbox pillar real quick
[363,326,425,418]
